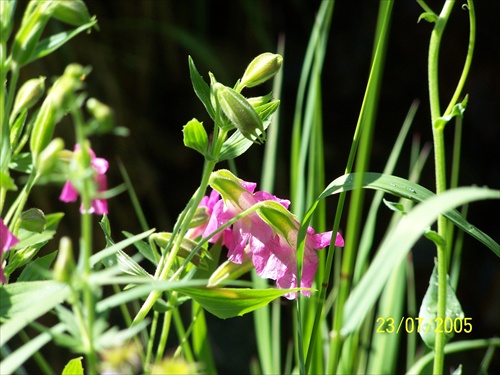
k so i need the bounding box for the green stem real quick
[427,2,455,373]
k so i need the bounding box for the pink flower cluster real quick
[1,218,19,284]
[195,177,344,299]
[59,145,108,214]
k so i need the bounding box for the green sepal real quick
[209,169,249,210]
[256,200,298,246]
[182,118,208,156]
[61,357,84,375]
[188,56,216,120]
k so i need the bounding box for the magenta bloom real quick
[187,189,233,248]
[59,145,109,214]
[1,218,20,284]
[205,170,344,299]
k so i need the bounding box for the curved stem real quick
[427,2,455,374]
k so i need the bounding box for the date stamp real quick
[375,317,472,334]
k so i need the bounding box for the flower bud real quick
[86,98,114,133]
[52,0,92,26]
[30,64,87,162]
[214,83,265,144]
[53,237,75,283]
[208,258,253,287]
[11,77,46,122]
[36,137,64,175]
[0,0,16,43]
[11,1,55,67]
[19,208,46,233]
[151,233,204,266]
[239,53,283,89]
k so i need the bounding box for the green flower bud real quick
[86,98,114,133]
[0,0,17,43]
[30,64,87,162]
[53,237,75,283]
[11,1,56,67]
[208,258,253,287]
[189,206,210,229]
[19,208,46,233]
[11,77,46,122]
[182,118,208,155]
[36,137,64,175]
[214,83,265,144]
[52,0,92,26]
[239,53,283,89]
[151,233,204,266]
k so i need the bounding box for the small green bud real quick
[36,137,64,175]
[208,258,254,287]
[239,53,283,89]
[53,237,75,283]
[30,64,87,162]
[11,1,55,67]
[189,206,210,229]
[214,83,265,144]
[151,233,203,266]
[0,0,17,43]
[86,98,114,133]
[182,118,208,155]
[11,76,46,121]
[19,208,46,233]
[52,0,92,26]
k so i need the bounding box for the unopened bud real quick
[53,0,92,26]
[214,83,265,144]
[239,53,283,89]
[11,1,55,67]
[30,64,87,162]
[54,237,75,283]
[19,208,46,233]
[86,98,114,133]
[36,137,64,175]
[0,0,17,44]
[11,77,46,121]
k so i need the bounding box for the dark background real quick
[14,0,499,373]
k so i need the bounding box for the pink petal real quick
[59,181,79,202]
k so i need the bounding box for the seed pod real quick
[86,98,114,133]
[240,53,283,88]
[214,83,265,144]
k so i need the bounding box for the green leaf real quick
[62,357,84,375]
[182,118,208,155]
[177,287,303,319]
[317,173,500,256]
[188,55,215,120]
[0,170,17,190]
[19,207,46,233]
[8,152,33,174]
[418,12,438,23]
[341,186,499,335]
[18,250,58,281]
[30,18,97,63]
[0,280,70,344]
[434,95,468,129]
[418,263,464,349]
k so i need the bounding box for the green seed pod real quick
[214,83,265,144]
[19,208,46,233]
[239,53,283,89]
[36,137,64,175]
[52,0,92,26]
[11,76,46,122]
[53,237,75,283]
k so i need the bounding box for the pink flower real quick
[205,170,344,299]
[187,189,233,248]
[1,218,20,284]
[59,145,109,214]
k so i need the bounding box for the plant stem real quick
[427,1,455,373]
